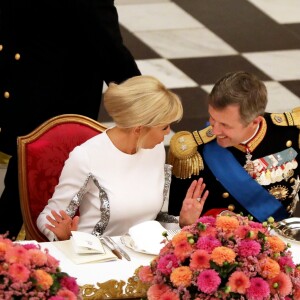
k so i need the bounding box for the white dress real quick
[36,131,171,241]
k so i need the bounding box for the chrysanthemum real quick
[170,266,193,287]
[228,271,250,294]
[157,254,179,275]
[278,256,295,270]
[268,272,293,297]
[171,231,188,247]
[28,249,48,266]
[238,239,261,257]
[138,266,154,283]
[5,245,30,265]
[8,263,30,282]
[190,249,210,270]
[160,290,180,300]
[197,269,221,294]
[197,236,221,253]
[267,236,286,253]
[173,238,193,262]
[259,257,281,279]
[56,288,77,300]
[211,246,236,266]
[147,283,171,300]
[33,269,54,290]
[246,277,270,300]
[60,276,80,295]
[216,215,239,232]
[234,225,251,238]
[197,216,216,226]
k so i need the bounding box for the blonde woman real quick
[37,75,208,241]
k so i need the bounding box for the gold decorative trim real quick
[80,268,149,299]
[234,118,267,153]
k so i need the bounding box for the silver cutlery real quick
[103,236,131,261]
[100,238,123,260]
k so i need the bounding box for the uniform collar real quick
[234,117,267,153]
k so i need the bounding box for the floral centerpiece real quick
[138,214,300,300]
[0,234,81,299]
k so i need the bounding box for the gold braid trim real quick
[167,128,215,179]
[271,107,300,149]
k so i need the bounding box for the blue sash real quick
[203,141,289,222]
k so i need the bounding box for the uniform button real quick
[4,91,10,99]
[15,53,21,60]
[228,204,235,211]
[286,140,292,147]
[222,192,229,198]
[0,45,3,51]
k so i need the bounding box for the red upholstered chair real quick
[17,114,107,242]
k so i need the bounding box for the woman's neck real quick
[106,127,138,154]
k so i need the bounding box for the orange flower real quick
[33,269,54,290]
[190,250,210,270]
[211,246,236,266]
[267,236,286,253]
[216,216,239,233]
[170,266,193,287]
[172,231,189,247]
[259,257,280,279]
[172,231,193,261]
[228,271,250,294]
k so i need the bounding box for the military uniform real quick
[168,109,300,221]
[0,0,141,238]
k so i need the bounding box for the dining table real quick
[39,236,153,299]
[36,230,300,300]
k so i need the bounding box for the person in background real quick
[37,75,209,241]
[168,71,300,223]
[0,0,141,239]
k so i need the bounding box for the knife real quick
[100,238,123,260]
[104,236,131,261]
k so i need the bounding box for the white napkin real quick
[128,220,167,255]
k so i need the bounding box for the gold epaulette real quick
[271,107,300,127]
[167,127,215,179]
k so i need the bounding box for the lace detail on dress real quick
[91,175,110,237]
[163,164,172,207]
[155,164,179,224]
[65,173,110,237]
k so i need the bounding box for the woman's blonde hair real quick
[103,75,183,128]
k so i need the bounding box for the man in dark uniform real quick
[168,71,300,224]
[0,0,141,239]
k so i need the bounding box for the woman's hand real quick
[45,210,79,241]
[179,178,209,228]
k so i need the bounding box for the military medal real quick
[244,148,255,176]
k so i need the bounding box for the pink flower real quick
[138,266,154,283]
[196,236,221,253]
[197,216,216,226]
[28,249,48,266]
[160,290,180,300]
[278,256,295,270]
[228,271,250,294]
[197,269,221,294]
[235,225,251,238]
[268,272,293,297]
[190,249,210,270]
[246,277,270,300]
[238,239,261,257]
[147,284,170,300]
[157,253,179,275]
[8,263,30,282]
[60,276,79,295]
[5,245,30,265]
[57,288,77,300]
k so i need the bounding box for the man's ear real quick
[253,115,263,126]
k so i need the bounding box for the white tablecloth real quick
[38,233,300,288]
[39,237,154,287]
